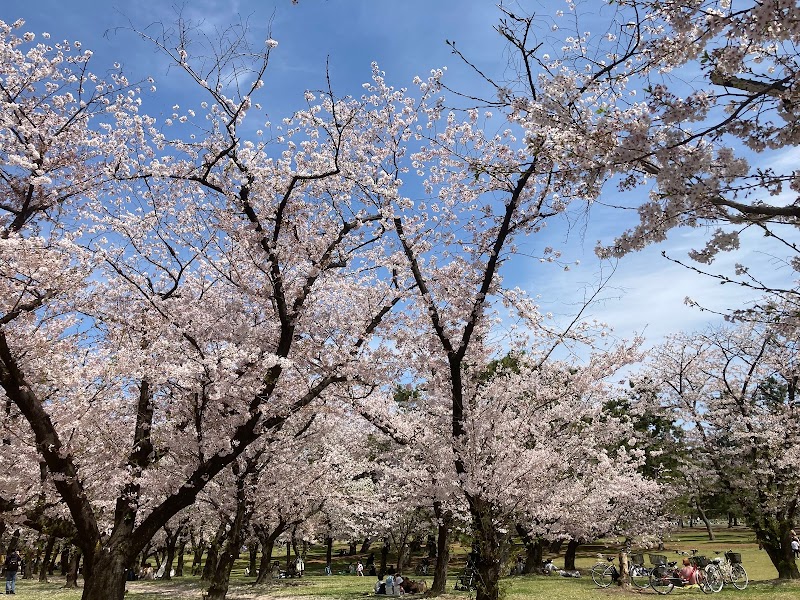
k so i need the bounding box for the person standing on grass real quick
[357,561,364,576]
[4,550,21,595]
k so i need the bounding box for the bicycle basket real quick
[725,552,742,564]
[630,553,644,566]
[691,556,709,568]
[649,554,667,566]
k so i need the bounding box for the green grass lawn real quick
[9,527,800,599]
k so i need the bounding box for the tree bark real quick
[360,537,372,553]
[617,550,630,589]
[429,502,452,596]
[64,548,81,588]
[755,520,800,579]
[471,497,504,600]
[190,538,205,575]
[161,524,184,580]
[564,539,579,571]
[48,542,60,575]
[175,540,186,577]
[254,523,287,584]
[81,547,128,600]
[379,537,390,575]
[249,541,258,576]
[38,533,57,581]
[201,522,227,582]
[325,536,333,574]
[697,504,715,541]
[60,544,70,576]
[206,464,250,600]
[348,540,357,555]
[515,524,542,575]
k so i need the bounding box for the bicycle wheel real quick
[704,565,724,593]
[649,566,675,595]
[731,564,748,590]
[591,564,614,588]
[630,564,651,589]
[696,568,714,594]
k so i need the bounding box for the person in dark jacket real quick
[4,550,21,594]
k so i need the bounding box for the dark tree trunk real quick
[48,542,60,574]
[325,536,333,574]
[249,541,258,576]
[755,520,800,579]
[471,497,504,600]
[139,541,151,568]
[515,524,542,575]
[64,548,81,589]
[430,502,452,596]
[360,537,372,553]
[191,539,205,575]
[348,540,357,555]
[254,523,286,584]
[206,466,250,600]
[379,537,390,575]
[175,540,186,576]
[202,522,227,582]
[60,544,70,576]
[23,547,35,579]
[161,524,185,580]
[39,533,57,581]
[81,550,130,600]
[697,504,715,541]
[548,539,563,554]
[564,539,579,571]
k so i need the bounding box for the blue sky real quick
[4,0,796,349]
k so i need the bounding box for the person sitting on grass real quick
[374,573,386,595]
[678,558,697,585]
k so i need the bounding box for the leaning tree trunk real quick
[564,539,579,571]
[430,501,452,596]
[515,524,542,575]
[360,537,372,553]
[254,524,286,584]
[696,504,715,541]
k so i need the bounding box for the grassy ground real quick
[9,527,800,599]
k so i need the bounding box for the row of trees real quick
[1,1,798,599]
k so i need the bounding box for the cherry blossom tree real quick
[480,2,798,319]
[640,316,800,578]
[0,17,419,600]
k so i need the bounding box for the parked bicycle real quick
[589,553,650,589]
[648,552,717,595]
[414,557,430,576]
[705,550,748,591]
